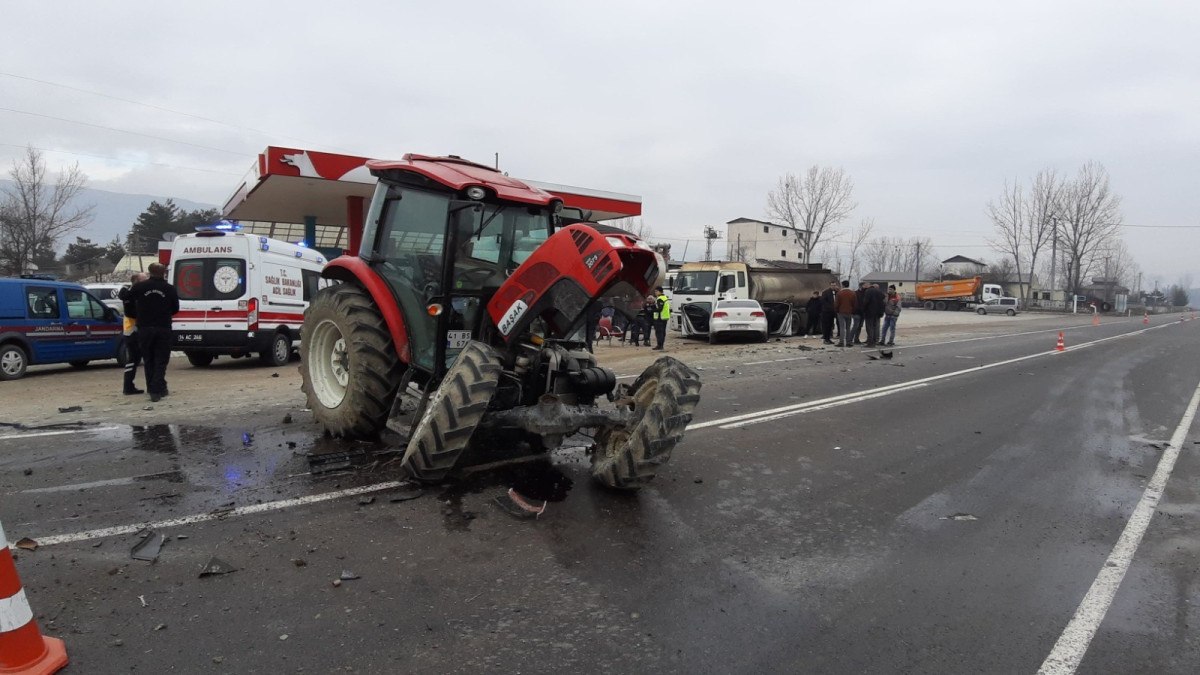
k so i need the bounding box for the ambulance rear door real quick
[172,235,251,344]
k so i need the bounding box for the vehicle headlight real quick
[605,236,626,248]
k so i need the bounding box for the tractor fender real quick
[321,256,412,364]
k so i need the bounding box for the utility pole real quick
[1104,255,1111,305]
[703,226,720,261]
[1049,215,1058,295]
[494,153,499,170]
[914,241,921,284]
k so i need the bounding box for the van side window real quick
[302,270,321,301]
[26,287,59,318]
[64,289,106,319]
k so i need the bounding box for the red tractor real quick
[300,154,701,489]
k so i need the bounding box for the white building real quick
[725,217,809,263]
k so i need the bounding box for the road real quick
[2,313,1198,673]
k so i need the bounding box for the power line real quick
[0,71,357,154]
[0,106,248,156]
[1120,223,1200,229]
[0,142,242,176]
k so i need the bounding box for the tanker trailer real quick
[669,261,837,337]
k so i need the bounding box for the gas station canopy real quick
[223,147,642,228]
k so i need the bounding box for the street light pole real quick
[1049,215,1058,296]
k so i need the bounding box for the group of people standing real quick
[805,280,902,348]
[585,286,671,352]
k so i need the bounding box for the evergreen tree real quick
[126,199,180,253]
[104,236,125,264]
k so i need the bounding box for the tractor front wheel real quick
[400,341,503,482]
[301,284,403,439]
[591,356,702,490]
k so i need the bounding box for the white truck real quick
[168,225,331,367]
[669,261,836,338]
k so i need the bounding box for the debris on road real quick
[282,413,293,424]
[15,537,38,551]
[154,624,167,631]
[138,595,147,607]
[291,558,307,567]
[357,496,375,506]
[57,406,82,413]
[242,432,253,446]
[22,468,32,476]
[131,530,166,561]
[388,485,424,503]
[198,556,237,577]
[940,513,979,521]
[492,488,548,520]
[339,570,360,581]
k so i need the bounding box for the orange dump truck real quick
[915,276,1002,310]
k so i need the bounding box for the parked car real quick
[0,277,127,380]
[708,299,769,344]
[977,297,1020,316]
[84,282,128,312]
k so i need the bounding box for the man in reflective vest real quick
[652,286,670,351]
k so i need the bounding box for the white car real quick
[84,283,127,312]
[977,297,1020,316]
[708,299,769,344]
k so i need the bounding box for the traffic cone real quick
[1143,312,1150,325]
[1056,332,1065,352]
[0,519,68,674]
[1092,312,1100,326]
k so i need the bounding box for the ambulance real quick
[168,224,330,367]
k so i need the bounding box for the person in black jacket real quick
[804,291,822,336]
[819,282,838,344]
[127,263,180,401]
[117,273,148,395]
[861,282,886,347]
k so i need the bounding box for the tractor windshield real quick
[455,203,551,286]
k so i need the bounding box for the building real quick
[940,255,988,278]
[725,217,808,263]
[861,270,927,300]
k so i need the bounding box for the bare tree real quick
[1055,161,1122,295]
[986,178,1026,302]
[842,218,874,282]
[862,236,937,280]
[765,166,856,262]
[610,216,653,242]
[0,147,93,275]
[987,257,1017,283]
[1023,169,1061,298]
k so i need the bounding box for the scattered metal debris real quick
[492,488,548,520]
[198,556,237,577]
[940,513,979,521]
[57,406,82,413]
[339,570,360,581]
[131,530,166,561]
[15,537,38,551]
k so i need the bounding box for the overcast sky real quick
[2,1,1197,284]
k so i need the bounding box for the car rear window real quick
[717,300,759,308]
[176,258,247,300]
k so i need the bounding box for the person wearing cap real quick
[652,286,670,350]
[127,262,180,402]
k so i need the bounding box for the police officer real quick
[117,272,147,394]
[128,263,180,402]
[652,285,670,351]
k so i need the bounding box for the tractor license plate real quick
[446,330,472,349]
[730,323,748,330]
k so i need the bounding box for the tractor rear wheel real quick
[591,356,702,490]
[301,284,403,439]
[400,341,503,482]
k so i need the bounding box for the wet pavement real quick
[2,315,1199,673]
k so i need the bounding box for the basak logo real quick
[181,245,234,254]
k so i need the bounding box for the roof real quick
[727,216,809,233]
[368,154,556,206]
[942,255,987,266]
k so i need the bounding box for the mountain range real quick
[0,179,217,250]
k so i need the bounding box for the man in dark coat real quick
[127,263,180,402]
[804,291,822,336]
[819,282,838,344]
[861,282,886,347]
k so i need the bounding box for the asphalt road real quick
[2,314,1198,673]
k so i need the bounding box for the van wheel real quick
[976,307,986,315]
[1,344,29,380]
[1006,309,1016,316]
[261,332,291,367]
[186,351,215,367]
[69,360,90,369]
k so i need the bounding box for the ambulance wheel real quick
[116,339,130,367]
[69,360,90,369]
[301,284,403,439]
[186,351,214,367]
[0,344,28,380]
[261,332,291,367]
[400,341,503,482]
[590,357,702,490]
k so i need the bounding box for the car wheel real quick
[1006,309,1016,316]
[0,344,29,380]
[976,307,986,315]
[260,331,291,367]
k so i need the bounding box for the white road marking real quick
[0,425,121,441]
[691,321,1179,430]
[1038,376,1200,675]
[18,470,180,494]
[743,356,811,366]
[8,481,407,549]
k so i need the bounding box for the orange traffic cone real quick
[1056,332,1065,352]
[1143,312,1150,325]
[1092,312,1100,326]
[0,519,68,674]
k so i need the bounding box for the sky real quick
[1,1,1197,285]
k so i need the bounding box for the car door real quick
[62,288,119,360]
[23,285,68,363]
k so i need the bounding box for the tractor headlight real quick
[465,186,487,201]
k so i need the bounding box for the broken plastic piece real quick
[492,488,548,520]
[14,537,38,551]
[940,513,978,521]
[58,406,82,413]
[131,530,166,561]
[198,556,237,577]
[339,570,360,581]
